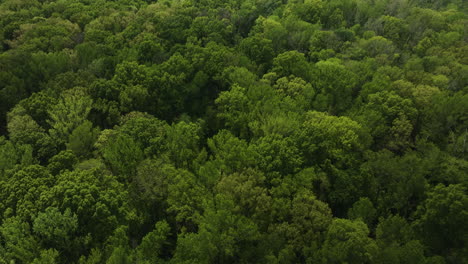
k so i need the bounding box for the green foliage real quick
[375,215,427,264]
[312,59,358,113]
[174,197,261,263]
[272,51,311,81]
[414,184,468,262]
[297,111,369,167]
[32,249,60,264]
[0,137,18,177]
[135,220,171,263]
[47,150,78,175]
[0,165,54,221]
[321,218,378,264]
[48,88,93,146]
[0,217,41,263]
[0,0,466,262]
[102,133,144,179]
[67,120,100,158]
[43,169,133,248]
[33,207,78,257]
[164,120,203,169]
[348,197,377,227]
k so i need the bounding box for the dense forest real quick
[0,0,467,263]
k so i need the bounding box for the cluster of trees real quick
[0,0,467,263]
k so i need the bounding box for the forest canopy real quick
[0,0,467,263]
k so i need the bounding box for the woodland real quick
[0,0,467,263]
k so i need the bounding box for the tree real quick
[272,76,315,111]
[312,59,358,114]
[296,111,369,167]
[135,221,171,263]
[66,120,99,158]
[321,218,378,264]
[0,217,41,263]
[167,167,207,232]
[289,0,324,24]
[371,15,408,45]
[355,90,417,151]
[269,189,333,262]
[272,51,311,81]
[360,150,427,217]
[7,17,80,52]
[7,105,45,145]
[283,15,319,52]
[375,215,427,264]
[215,85,251,137]
[188,15,233,46]
[48,88,93,146]
[102,133,144,180]
[117,112,168,156]
[18,91,56,128]
[173,196,261,263]
[309,30,341,53]
[150,53,193,119]
[252,133,303,176]
[239,35,275,66]
[0,165,54,221]
[413,184,468,262]
[215,168,272,225]
[32,249,60,264]
[43,169,133,249]
[347,197,377,227]
[47,150,78,175]
[164,121,203,169]
[251,16,288,52]
[119,84,150,113]
[33,207,78,261]
[136,38,166,64]
[203,130,259,177]
[295,111,372,211]
[0,137,19,177]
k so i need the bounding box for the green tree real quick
[102,133,144,179]
[48,88,93,146]
[360,150,427,217]
[375,215,427,264]
[215,85,251,137]
[118,112,168,156]
[174,197,261,263]
[7,105,46,147]
[321,218,378,264]
[296,111,369,167]
[164,121,203,169]
[43,169,133,249]
[272,51,311,81]
[47,150,78,175]
[32,249,60,264]
[135,221,171,263]
[355,90,417,151]
[0,217,40,263]
[269,189,333,262]
[67,120,99,158]
[0,137,19,177]
[251,16,288,52]
[0,165,53,221]
[347,197,377,227]
[215,168,272,225]
[413,184,468,262]
[167,167,207,232]
[312,59,358,114]
[33,207,78,261]
[239,35,275,66]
